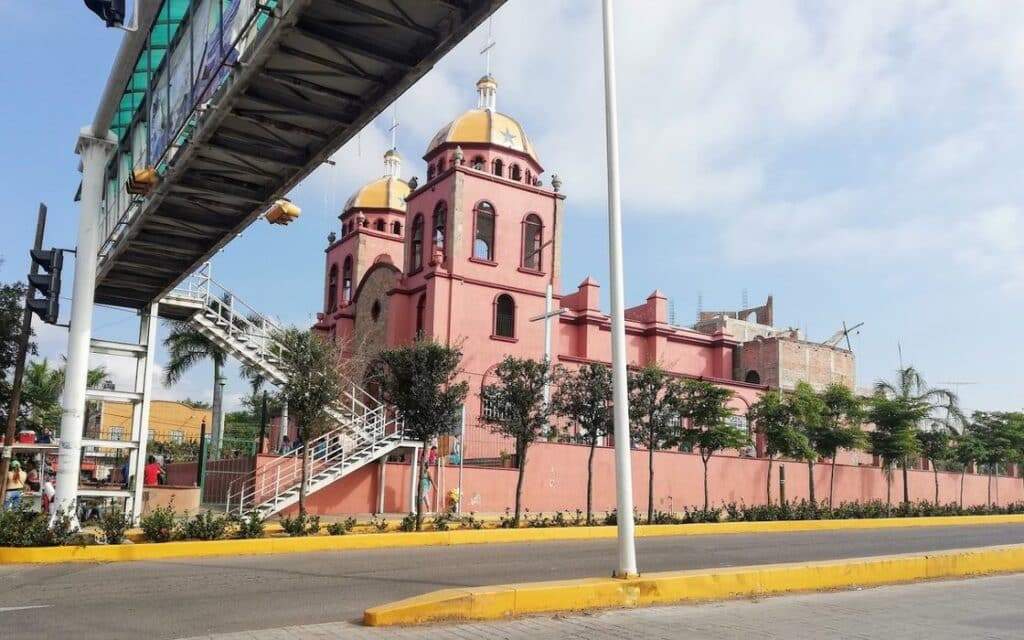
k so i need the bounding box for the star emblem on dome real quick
[499,127,517,146]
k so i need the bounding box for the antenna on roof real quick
[668,298,676,326]
[696,291,703,322]
[742,288,748,310]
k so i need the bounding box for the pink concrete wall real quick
[296,442,1024,516]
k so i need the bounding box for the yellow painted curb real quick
[3,514,1024,565]
[363,543,1024,626]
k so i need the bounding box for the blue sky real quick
[1,1,1022,413]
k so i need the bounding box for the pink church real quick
[313,75,765,460]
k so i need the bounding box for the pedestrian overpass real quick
[95,0,505,310]
[58,0,505,521]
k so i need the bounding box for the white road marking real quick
[0,605,52,613]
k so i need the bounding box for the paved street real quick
[1,524,1023,639]
[178,573,1024,640]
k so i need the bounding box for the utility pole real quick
[0,204,47,500]
[601,0,638,579]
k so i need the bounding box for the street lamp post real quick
[601,0,638,578]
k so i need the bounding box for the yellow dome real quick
[426,109,539,164]
[343,176,409,212]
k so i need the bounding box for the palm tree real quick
[163,321,227,454]
[873,367,959,504]
[21,359,111,434]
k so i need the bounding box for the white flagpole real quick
[601,0,638,578]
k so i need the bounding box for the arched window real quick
[494,294,515,338]
[745,370,761,385]
[415,294,426,336]
[524,169,532,185]
[432,201,447,255]
[437,157,445,173]
[327,264,338,312]
[510,164,522,181]
[473,201,496,261]
[341,256,353,305]
[492,158,503,177]
[472,156,485,170]
[522,214,543,271]
[410,214,424,273]
[371,300,381,322]
[375,218,385,232]
[427,164,435,181]
[361,218,369,228]
[392,220,402,235]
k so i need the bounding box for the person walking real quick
[4,460,27,509]
[143,455,163,486]
[418,465,434,514]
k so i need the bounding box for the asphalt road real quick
[2,523,1023,640]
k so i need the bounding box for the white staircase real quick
[161,264,407,518]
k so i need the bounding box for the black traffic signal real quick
[84,0,126,28]
[27,248,63,325]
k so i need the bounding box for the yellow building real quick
[94,400,212,445]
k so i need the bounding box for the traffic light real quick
[84,0,126,28]
[27,249,63,325]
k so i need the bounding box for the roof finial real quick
[388,106,399,152]
[477,19,497,111]
[383,107,402,179]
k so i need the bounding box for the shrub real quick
[526,511,551,528]
[281,513,320,536]
[0,505,77,547]
[325,516,357,536]
[431,512,454,531]
[179,511,230,541]
[399,513,418,532]
[100,509,130,544]
[140,505,177,543]
[369,513,389,532]
[460,512,484,530]
[234,511,265,539]
[651,510,681,525]
[498,507,517,529]
[602,508,641,526]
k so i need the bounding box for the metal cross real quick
[388,107,399,151]
[480,18,496,75]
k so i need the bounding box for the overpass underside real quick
[95,0,504,314]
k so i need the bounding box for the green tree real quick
[163,321,227,454]
[551,363,612,524]
[274,328,347,516]
[916,426,952,504]
[968,412,1024,505]
[480,356,552,527]
[20,359,110,434]
[950,431,985,508]
[747,390,810,506]
[867,393,925,506]
[628,364,681,524]
[873,367,959,504]
[816,384,867,507]
[676,379,746,512]
[787,382,826,504]
[0,278,35,427]
[372,340,467,530]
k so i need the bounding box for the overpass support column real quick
[53,127,116,524]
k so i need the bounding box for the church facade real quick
[314,76,764,458]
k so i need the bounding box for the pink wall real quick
[294,441,1024,516]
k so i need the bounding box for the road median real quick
[2,513,1024,564]
[363,543,1024,626]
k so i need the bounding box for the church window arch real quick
[521,213,543,271]
[392,220,402,235]
[524,169,532,185]
[375,218,385,232]
[327,264,338,312]
[415,294,427,336]
[494,294,515,339]
[427,164,435,181]
[471,156,485,170]
[432,201,447,255]
[510,164,522,181]
[745,370,761,385]
[473,201,496,261]
[341,256,353,305]
[410,213,424,273]
[371,300,382,322]
[492,158,503,177]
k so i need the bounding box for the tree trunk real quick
[807,461,816,504]
[415,439,430,531]
[586,439,596,525]
[988,469,994,506]
[647,435,655,524]
[766,456,774,507]
[513,441,528,526]
[886,466,892,507]
[702,455,710,512]
[298,440,309,516]
[829,454,837,508]
[901,458,910,505]
[959,468,966,509]
[211,359,225,456]
[933,466,940,505]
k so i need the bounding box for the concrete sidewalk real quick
[178,573,1024,639]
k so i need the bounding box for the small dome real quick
[426,109,539,164]
[343,176,409,212]
[383,148,401,160]
[476,74,498,90]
